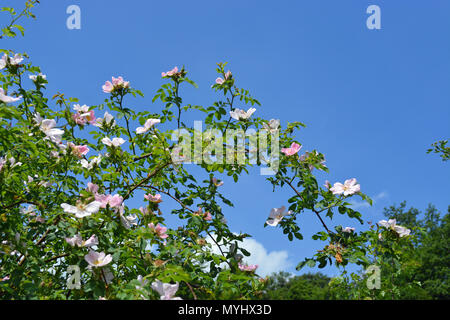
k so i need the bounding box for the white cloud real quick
[239,237,291,277]
[205,233,291,277]
[349,191,388,210]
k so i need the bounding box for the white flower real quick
[136,118,160,134]
[266,206,292,227]
[262,119,280,133]
[0,157,6,172]
[330,178,360,196]
[8,157,22,168]
[84,250,112,267]
[73,104,89,113]
[136,275,149,291]
[80,155,102,170]
[101,137,125,147]
[342,227,355,233]
[61,201,101,218]
[229,107,256,121]
[94,111,116,128]
[118,205,138,229]
[33,112,44,125]
[151,280,182,300]
[10,54,23,65]
[38,180,52,188]
[378,219,411,237]
[0,53,23,69]
[20,205,36,216]
[65,234,98,247]
[0,88,22,104]
[29,73,47,82]
[39,119,64,142]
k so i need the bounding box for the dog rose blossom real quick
[84,251,112,267]
[330,178,360,196]
[151,280,182,300]
[281,142,302,156]
[266,206,292,227]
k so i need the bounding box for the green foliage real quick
[262,272,331,300]
[0,0,39,39]
[327,202,450,300]
[427,140,450,162]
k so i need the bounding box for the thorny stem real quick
[118,93,136,155]
[284,178,331,234]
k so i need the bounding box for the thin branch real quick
[184,281,198,300]
[284,178,331,234]
[45,253,69,263]
[123,162,171,200]
[133,152,153,162]
[143,185,194,213]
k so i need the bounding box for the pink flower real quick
[215,77,224,85]
[111,76,129,88]
[161,66,179,78]
[238,263,258,272]
[281,142,302,156]
[203,211,212,221]
[102,76,130,93]
[95,194,111,208]
[87,182,99,194]
[82,110,96,124]
[139,206,150,216]
[102,81,113,93]
[68,143,89,158]
[324,180,331,189]
[136,118,160,134]
[72,112,86,125]
[72,105,96,126]
[95,194,123,208]
[108,194,123,208]
[144,193,162,203]
[148,223,168,239]
[65,234,82,247]
[330,178,361,196]
[35,216,46,223]
[84,250,112,267]
[215,71,232,84]
[212,177,224,187]
[65,234,98,247]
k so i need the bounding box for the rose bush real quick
[0,1,417,300]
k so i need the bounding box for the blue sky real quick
[2,0,449,277]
